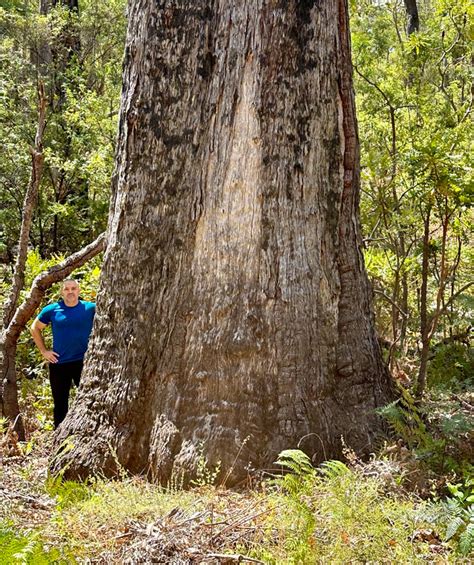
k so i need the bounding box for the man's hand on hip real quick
[43,350,59,363]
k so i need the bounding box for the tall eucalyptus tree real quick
[53,0,392,484]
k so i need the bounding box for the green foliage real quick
[0,521,71,565]
[318,459,351,480]
[352,0,473,370]
[428,478,474,556]
[190,443,222,488]
[0,448,444,564]
[377,386,473,476]
[46,475,92,510]
[428,342,474,390]
[263,449,432,563]
[274,449,316,481]
[377,386,429,449]
[0,0,126,258]
[272,449,318,560]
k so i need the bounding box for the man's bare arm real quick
[30,318,59,363]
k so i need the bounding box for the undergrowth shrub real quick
[0,521,74,565]
[260,449,433,564]
[428,343,473,391]
[46,476,93,510]
[427,478,474,556]
[377,385,473,477]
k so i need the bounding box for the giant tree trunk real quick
[53,0,392,484]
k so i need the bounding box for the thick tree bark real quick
[52,1,392,484]
[0,233,105,437]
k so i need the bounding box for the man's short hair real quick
[61,278,80,288]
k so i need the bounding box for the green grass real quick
[2,454,470,563]
[43,475,200,559]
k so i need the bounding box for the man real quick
[30,278,96,428]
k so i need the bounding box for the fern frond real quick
[274,449,315,477]
[446,515,466,540]
[12,533,38,560]
[318,460,350,480]
[445,498,465,517]
[459,523,474,555]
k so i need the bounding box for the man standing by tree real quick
[30,279,95,428]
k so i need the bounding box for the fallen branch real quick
[0,486,53,510]
[204,553,265,564]
[453,394,474,412]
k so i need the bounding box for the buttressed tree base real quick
[52,1,393,485]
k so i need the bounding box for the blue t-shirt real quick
[38,300,96,364]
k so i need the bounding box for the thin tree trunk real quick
[2,85,47,328]
[52,1,392,484]
[399,274,409,353]
[403,0,419,35]
[0,233,105,437]
[416,206,431,399]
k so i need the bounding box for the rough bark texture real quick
[53,0,392,484]
[0,233,105,436]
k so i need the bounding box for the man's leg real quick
[49,364,72,428]
[71,360,84,388]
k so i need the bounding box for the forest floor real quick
[1,390,473,563]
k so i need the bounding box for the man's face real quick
[61,281,80,305]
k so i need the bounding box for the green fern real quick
[273,449,316,498]
[45,475,92,510]
[0,522,66,564]
[274,449,315,478]
[429,499,474,556]
[376,386,429,448]
[446,512,466,540]
[318,460,350,480]
[459,520,474,556]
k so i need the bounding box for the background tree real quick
[0,0,125,261]
[53,0,392,484]
[351,0,473,394]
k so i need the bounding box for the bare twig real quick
[204,553,265,564]
[0,487,53,510]
[373,289,408,318]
